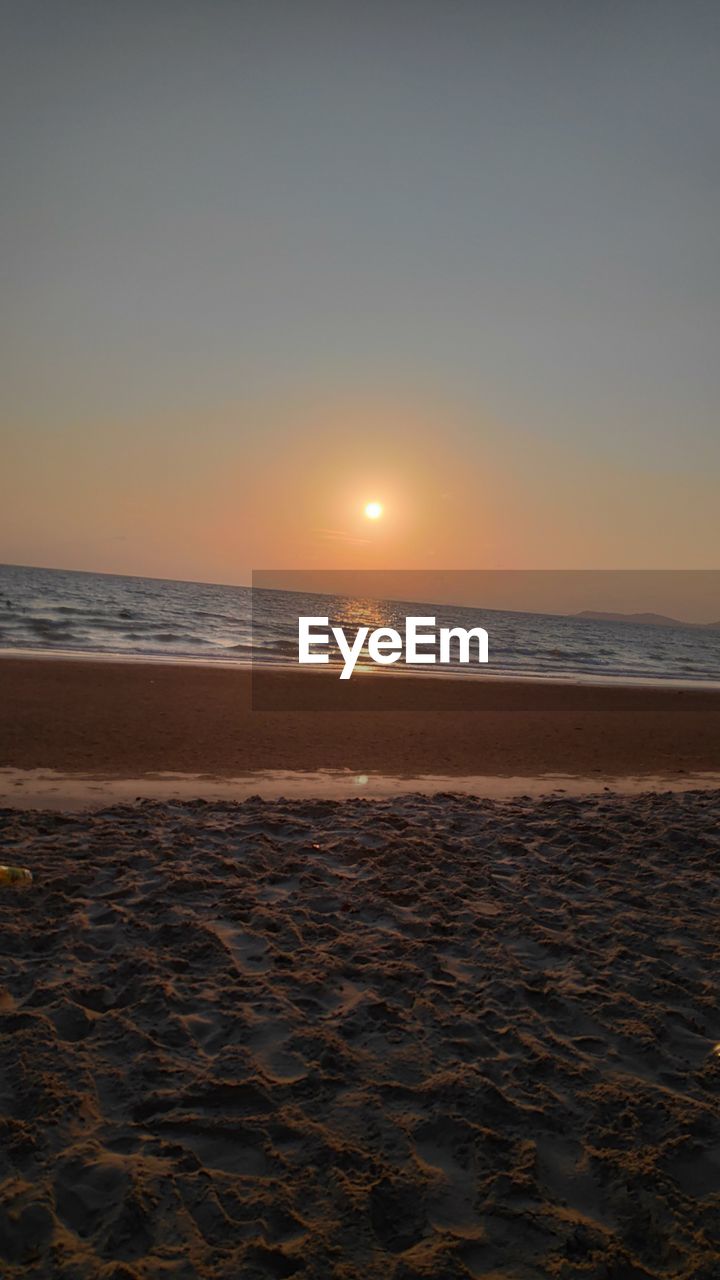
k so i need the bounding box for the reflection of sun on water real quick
[333,595,396,676]
[364,501,383,519]
[335,596,391,632]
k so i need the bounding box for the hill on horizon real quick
[575,610,720,631]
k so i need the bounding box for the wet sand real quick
[1,655,720,779]
[1,791,719,1278]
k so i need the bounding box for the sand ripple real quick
[1,792,719,1278]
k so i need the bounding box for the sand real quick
[1,790,720,1279]
[2,656,720,779]
[2,656,720,1276]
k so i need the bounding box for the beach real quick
[2,655,720,1278]
[1,790,719,1278]
[1,656,720,782]
[4,0,719,1274]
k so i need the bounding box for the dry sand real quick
[2,656,720,778]
[1,791,720,1279]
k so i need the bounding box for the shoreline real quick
[2,765,720,811]
[2,645,720,691]
[2,654,719,785]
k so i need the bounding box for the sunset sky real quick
[2,1,719,582]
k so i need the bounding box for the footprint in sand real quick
[206,919,273,974]
[248,1018,310,1084]
[410,1116,488,1238]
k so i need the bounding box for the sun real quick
[364,500,383,520]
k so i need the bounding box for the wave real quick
[148,631,212,644]
[27,618,80,638]
[3,564,719,685]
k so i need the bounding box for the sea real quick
[1,562,719,687]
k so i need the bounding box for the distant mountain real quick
[575,610,720,631]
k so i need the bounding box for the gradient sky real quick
[1,0,719,582]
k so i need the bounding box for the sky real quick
[1,0,719,583]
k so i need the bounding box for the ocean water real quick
[1,562,719,686]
